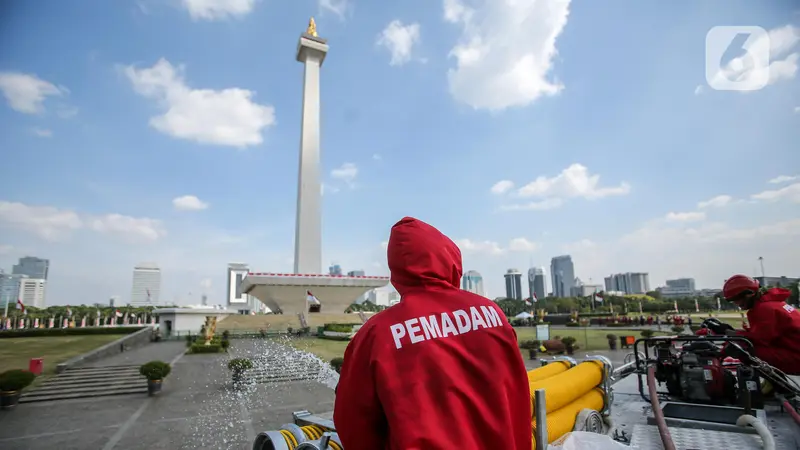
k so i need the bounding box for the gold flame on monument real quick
[306,17,318,37]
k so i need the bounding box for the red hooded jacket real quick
[737,288,800,373]
[333,217,532,450]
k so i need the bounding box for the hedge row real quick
[189,343,224,354]
[323,323,359,333]
[0,327,145,339]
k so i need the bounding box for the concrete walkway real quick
[80,341,187,368]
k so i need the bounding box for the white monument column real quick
[294,18,328,275]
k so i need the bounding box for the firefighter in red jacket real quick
[333,217,532,450]
[702,275,800,375]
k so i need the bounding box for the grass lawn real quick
[289,337,350,362]
[0,334,129,376]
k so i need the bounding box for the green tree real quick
[790,282,800,306]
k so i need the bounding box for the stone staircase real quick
[21,365,146,403]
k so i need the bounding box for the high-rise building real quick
[550,255,575,298]
[131,263,161,307]
[462,270,485,297]
[347,270,365,277]
[528,267,546,301]
[504,269,523,300]
[12,256,49,280]
[666,278,696,291]
[605,272,650,295]
[329,264,342,276]
[19,278,46,309]
[0,271,28,310]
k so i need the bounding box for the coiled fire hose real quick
[647,365,676,450]
[736,415,776,450]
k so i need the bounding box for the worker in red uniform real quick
[701,275,800,375]
[333,217,532,450]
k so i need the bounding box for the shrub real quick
[259,329,268,338]
[671,326,685,333]
[220,339,230,351]
[330,357,344,373]
[0,327,144,339]
[519,339,541,350]
[0,369,36,392]
[606,323,628,327]
[561,336,577,347]
[323,323,358,333]
[227,358,254,372]
[139,361,171,381]
[565,322,580,327]
[606,334,617,340]
[319,335,351,341]
[222,330,230,340]
[641,329,655,338]
[286,327,294,334]
[189,343,223,354]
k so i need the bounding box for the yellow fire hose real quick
[527,360,571,383]
[272,424,342,449]
[529,361,603,414]
[531,388,605,445]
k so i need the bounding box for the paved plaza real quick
[0,339,336,450]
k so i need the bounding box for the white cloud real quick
[330,162,358,186]
[498,198,563,212]
[0,201,164,243]
[497,164,629,212]
[444,0,570,110]
[508,237,539,252]
[172,195,210,211]
[0,72,67,114]
[794,106,800,113]
[454,237,538,255]
[750,183,800,203]
[490,180,514,195]
[87,214,165,242]
[377,20,421,66]
[708,25,800,91]
[768,175,798,184]
[0,244,14,255]
[181,0,255,20]
[665,211,706,222]
[693,85,704,95]
[122,58,276,148]
[319,0,349,18]
[697,195,732,209]
[321,183,340,196]
[372,153,382,161]
[31,128,53,138]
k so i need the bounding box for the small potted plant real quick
[0,369,36,410]
[139,361,171,396]
[330,357,344,374]
[228,358,254,385]
[519,340,541,360]
[606,334,617,350]
[561,336,578,355]
[222,330,230,340]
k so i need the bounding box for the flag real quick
[66,306,72,317]
[673,300,679,312]
[80,317,86,328]
[531,292,538,303]
[716,297,721,311]
[694,298,700,313]
[306,290,321,305]
[48,318,54,328]
[115,310,123,318]
[16,299,25,314]
[524,298,532,306]
[638,301,643,314]
[34,318,39,328]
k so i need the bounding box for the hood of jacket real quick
[759,287,792,304]
[387,217,463,295]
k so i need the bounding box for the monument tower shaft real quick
[294,18,328,275]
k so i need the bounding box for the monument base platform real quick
[241,273,390,315]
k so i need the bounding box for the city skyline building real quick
[528,267,546,301]
[604,272,651,295]
[19,278,46,309]
[347,270,365,277]
[0,271,27,310]
[504,269,523,301]
[12,256,49,280]
[462,270,486,297]
[551,255,575,298]
[130,263,161,307]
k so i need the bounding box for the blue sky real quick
[0,0,798,305]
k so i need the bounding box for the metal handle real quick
[535,388,548,450]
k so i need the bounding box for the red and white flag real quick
[66,306,72,317]
[115,310,123,318]
[674,300,679,312]
[531,292,538,303]
[16,299,25,314]
[694,299,700,313]
[306,290,321,305]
